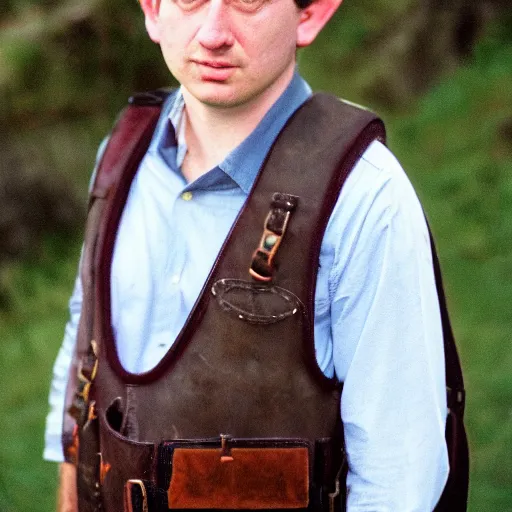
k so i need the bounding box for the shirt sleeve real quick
[328,141,449,511]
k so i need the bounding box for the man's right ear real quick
[139,0,161,43]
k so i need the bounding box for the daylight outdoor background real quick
[0,0,511,510]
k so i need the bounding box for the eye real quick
[229,0,267,13]
[174,0,208,11]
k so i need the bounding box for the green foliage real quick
[0,0,172,125]
[0,239,81,512]
[389,34,512,511]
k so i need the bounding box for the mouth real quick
[191,59,238,81]
[193,59,236,69]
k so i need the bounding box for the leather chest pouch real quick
[160,438,311,509]
[100,398,343,512]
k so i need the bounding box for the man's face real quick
[145,0,305,108]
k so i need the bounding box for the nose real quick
[196,0,235,50]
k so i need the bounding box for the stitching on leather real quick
[211,278,304,325]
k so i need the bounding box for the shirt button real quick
[181,191,193,201]
[171,274,180,284]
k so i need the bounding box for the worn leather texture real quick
[168,446,309,509]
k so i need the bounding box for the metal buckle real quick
[125,479,148,512]
[249,212,290,282]
[328,477,340,512]
[90,340,99,379]
[78,380,91,402]
[249,193,299,283]
[76,340,99,402]
[328,465,344,512]
[446,386,465,413]
[77,342,99,382]
[220,434,234,463]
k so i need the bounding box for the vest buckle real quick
[328,468,342,512]
[125,479,148,512]
[220,433,234,462]
[249,193,298,282]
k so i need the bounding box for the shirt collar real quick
[222,72,311,193]
[153,72,312,194]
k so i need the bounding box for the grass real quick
[0,241,80,512]
[1,30,511,512]
[390,34,512,511]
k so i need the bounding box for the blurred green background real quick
[0,0,511,510]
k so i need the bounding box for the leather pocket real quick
[162,438,311,509]
[99,399,155,512]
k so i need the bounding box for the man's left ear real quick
[296,0,343,48]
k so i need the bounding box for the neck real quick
[180,66,295,182]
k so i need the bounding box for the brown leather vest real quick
[64,92,385,512]
[63,91,468,512]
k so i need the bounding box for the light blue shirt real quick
[46,73,449,511]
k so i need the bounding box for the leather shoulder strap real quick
[83,89,171,350]
[429,228,469,511]
[91,90,171,200]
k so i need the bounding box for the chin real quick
[189,82,251,108]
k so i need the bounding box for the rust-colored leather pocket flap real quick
[168,446,309,509]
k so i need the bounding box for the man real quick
[45,0,450,510]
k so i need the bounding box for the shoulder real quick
[328,139,427,230]
[342,139,422,212]
[322,139,431,282]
